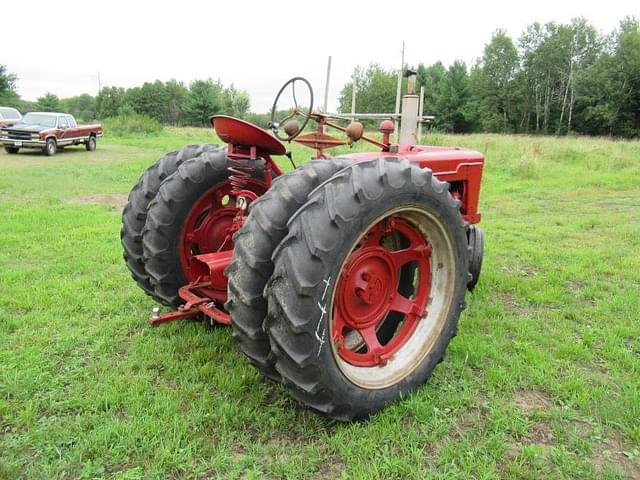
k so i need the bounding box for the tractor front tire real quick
[226,158,353,382]
[467,225,484,291]
[266,158,469,420]
[121,144,220,302]
[142,151,265,307]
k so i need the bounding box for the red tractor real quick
[121,76,485,421]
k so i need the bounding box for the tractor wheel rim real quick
[330,207,456,389]
[179,178,266,300]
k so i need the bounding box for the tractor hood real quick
[341,144,485,174]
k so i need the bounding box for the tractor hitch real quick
[149,250,233,327]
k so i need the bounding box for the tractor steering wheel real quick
[269,77,314,142]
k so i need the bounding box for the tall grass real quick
[102,114,163,136]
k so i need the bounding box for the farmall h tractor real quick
[121,75,485,421]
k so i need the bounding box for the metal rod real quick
[323,56,332,113]
[393,41,405,143]
[351,71,357,119]
[418,86,425,142]
[325,112,434,120]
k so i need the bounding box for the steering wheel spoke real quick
[270,77,314,142]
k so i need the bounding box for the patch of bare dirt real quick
[593,432,640,479]
[522,421,554,447]
[66,194,128,211]
[513,389,552,414]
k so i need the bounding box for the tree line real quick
[0,75,250,127]
[339,17,639,137]
[1,16,638,136]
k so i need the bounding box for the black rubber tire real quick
[226,158,353,382]
[121,144,220,301]
[265,158,469,421]
[4,146,19,154]
[85,135,97,151]
[467,225,484,291]
[142,150,265,307]
[45,138,56,156]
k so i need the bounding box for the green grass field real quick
[1,128,639,479]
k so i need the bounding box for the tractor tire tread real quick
[226,159,353,382]
[121,144,220,301]
[265,158,468,421]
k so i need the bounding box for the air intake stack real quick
[399,69,419,144]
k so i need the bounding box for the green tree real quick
[577,18,640,136]
[474,30,520,132]
[62,94,96,121]
[165,79,189,125]
[416,62,446,114]
[182,79,224,126]
[96,86,125,118]
[222,85,250,118]
[0,65,18,104]
[338,64,399,114]
[36,92,61,112]
[127,81,169,122]
[434,61,472,133]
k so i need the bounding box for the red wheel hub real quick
[179,178,266,302]
[333,217,432,367]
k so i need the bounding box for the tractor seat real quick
[211,115,286,156]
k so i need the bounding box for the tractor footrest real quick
[148,250,234,327]
[149,280,231,327]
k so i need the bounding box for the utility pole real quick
[97,72,102,94]
[322,56,332,113]
[393,41,405,143]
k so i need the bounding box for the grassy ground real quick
[0,128,639,479]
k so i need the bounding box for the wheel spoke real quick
[389,292,416,315]
[359,325,382,353]
[388,247,422,269]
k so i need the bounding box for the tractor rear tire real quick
[142,151,265,308]
[226,158,353,382]
[265,158,469,421]
[121,144,220,302]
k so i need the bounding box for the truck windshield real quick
[0,107,20,120]
[22,114,57,128]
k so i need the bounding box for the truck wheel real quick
[467,226,484,291]
[266,158,469,420]
[143,151,267,308]
[4,146,19,154]
[121,144,221,302]
[226,158,353,382]
[86,135,97,151]
[45,138,57,156]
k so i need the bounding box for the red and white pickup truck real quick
[0,112,103,156]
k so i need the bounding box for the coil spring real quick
[227,159,255,197]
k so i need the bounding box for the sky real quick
[3,0,638,112]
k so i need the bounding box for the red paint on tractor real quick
[149,78,484,329]
[341,145,484,224]
[332,217,431,367]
